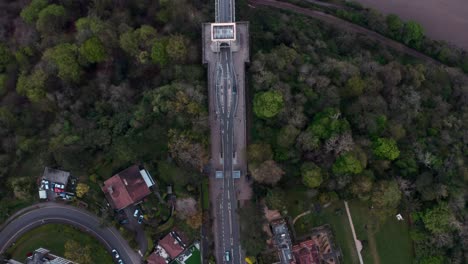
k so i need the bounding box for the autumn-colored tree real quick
[250,160,284,185]
[186,211,202,229]
[168,130,208,171]
[76,183,90,198]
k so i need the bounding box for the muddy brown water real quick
[352,0,468,50]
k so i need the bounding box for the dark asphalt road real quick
[0,203,141,264]
[213,41,242,264]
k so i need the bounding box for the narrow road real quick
[0,202,141,264]
[249,0,442,65]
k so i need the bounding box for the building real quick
[38,167,71,200]
[271,218,294,264]
[147,231,187,264]
[7,248,74,264]
[102,165,155,210]
[291,240,320,264]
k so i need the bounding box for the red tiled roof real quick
[291,240,320,264]
[102,165,151,210]
[159,233,185,259]
[146,252,167,264]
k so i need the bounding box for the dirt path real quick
[353,0,468,50]
[292,210,311,225]
[366,227,381,264]
[344,201,364,264]
[249,0,441,65]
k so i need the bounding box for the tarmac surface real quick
[0,202,141,264]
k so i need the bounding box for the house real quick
[147,231,187,264]
[270,218,294,264]
[102,165,155,210]
[7,247,74,264]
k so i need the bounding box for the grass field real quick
[348,201,414,264]
[293,202,360,264]
[7,224,112,263]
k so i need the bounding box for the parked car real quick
[111,249,119,259]
[120,219,129,225]
[118,260,124,264]
[225,251,230,262]
[133,209,139,217]
[138,214,144,224]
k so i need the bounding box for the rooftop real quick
[102,165,153,210]
[42,167,70,185]
[271,219,294,264]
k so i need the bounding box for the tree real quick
[151,40,168,65]
[342,75,365,97]
[251,160,284,185]
[371,180,401,211]
[36,4,66,34]
[386,14,404,40]
[166,35,187,62]
[64,240,92,264]
[16,69,47,102]
[253,91,284,119]
[372,138,400,160]
[186,211,202,229]
[402,21,424,47]
[168,130,208,171]
[301,162,323,188]
[79,37,106,63]
[0,74,6,96]
[277,125,300,148]
[247,143,273,165]
[239,202,267,256]
[76,183,90,198]
[332,152,363,175]
[0,43,12,73]
[421,203,458,234]
[309,108,350,140]
[265,188,287,210]
[350,171,374,201]
[418,256,444,264]
[20,0,48,24]
[44,43,82,82]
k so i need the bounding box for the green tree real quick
[343,75,365,97]
[402,21,424,47]
[79,37,106,63]
[253,91,284,119]
[386,14,404,39]
[309,108,350,140]
[36,4,66,34]
[277,125,300,148]
[0,43,13,73]
[166,35,187,62]
[44,43,82,82]
[265,188,287,210]
[301,162,323,188]
[20,0,48,24]
[0,74,6,96]
[371,180,401,211]
[419,256,444,264]
[16,69,47,102]
[372,137,400,160]
[332,152,363,175]
[247,143,273,165]
[421,203,457,234]
[151,40,168,65]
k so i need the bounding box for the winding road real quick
[0,202,141,264]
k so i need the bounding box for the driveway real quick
[0,202,141,264]
[123,205,148,256]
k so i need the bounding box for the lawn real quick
[293,201,360,264]
[7,224,112,263]
[348,201,414,264]
[174,242,201,264]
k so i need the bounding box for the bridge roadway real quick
[214,43,242,264]
[0,202,141,264]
